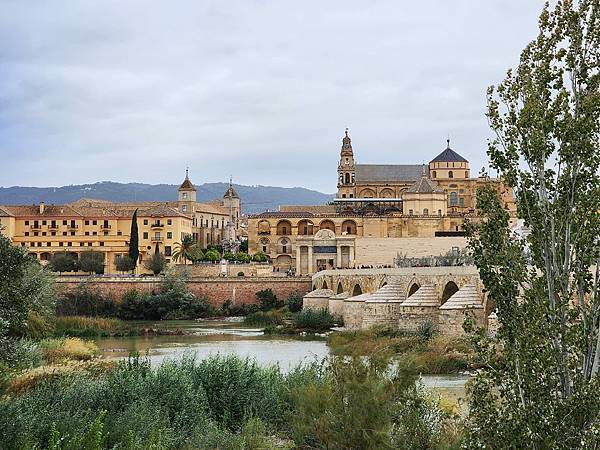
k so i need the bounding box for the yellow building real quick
[0,172,241,273]
[248,130,516,273]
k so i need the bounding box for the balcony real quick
[100,224,111,230]
[150,222,164,229]
[67,224,79,229]
[48,224,59,230]
[151,236,163,242]
[30,224,42,231]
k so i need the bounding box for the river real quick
[95,319,469,404]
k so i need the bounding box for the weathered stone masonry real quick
[56,277,312,307]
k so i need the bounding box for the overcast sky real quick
[0,1,545,193]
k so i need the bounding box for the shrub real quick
[293,309,336,331]
[417,319,437,341]
[244,311,284,327]
[48,252,76,273]
[252,252,268,262]
[287,291,304,313]
[223,251,235,261]
[234,252,251,263]
[40,338,99,363]
[256,288,282,311]
[144,252,167,275]
[56,283,118,317]
[204,249,221,262]
[77,251,105,274]
[115,254,136,272]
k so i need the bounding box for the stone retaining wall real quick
[56,276,312,307]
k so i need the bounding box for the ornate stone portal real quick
[295,229,355,275]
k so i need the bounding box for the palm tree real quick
[172,234,196,265]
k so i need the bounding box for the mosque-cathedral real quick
[247,129,516,274]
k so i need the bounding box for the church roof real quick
[355,164,426,183]
[406,170,444,194]
[178,169,196,191]
[223,184,239,199]
[431,141,468,163]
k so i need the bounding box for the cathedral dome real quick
[430,140,468,163]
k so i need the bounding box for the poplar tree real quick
[129,209,139,268]
[465,1,600,448]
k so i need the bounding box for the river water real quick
[95,319,469,403]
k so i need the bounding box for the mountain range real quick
[0,182,334,214]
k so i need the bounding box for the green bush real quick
[287,291,304,313]
[417,319,437,341]
[256,288,282,311]
[293,309,336,331]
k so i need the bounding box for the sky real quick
[0,0,545,193]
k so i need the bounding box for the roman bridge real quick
[306,266,493,334]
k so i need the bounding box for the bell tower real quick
[178,168,196,215]
[337,128,356,199]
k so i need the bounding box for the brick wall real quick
[56,277,312,307]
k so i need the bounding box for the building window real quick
[80,243,84,246]
[349,194,354,198]
[143,219,148,225]
[34,232,39,236]
[465,171,468,178]
[182,205,187,212]
[182,192,187,199]
[143,232,148,239]
[51,232,56,236]
[42,232,46,236]
[70,231,75,236]
[46,242,51,247]
[432,170,436,178]
[167,219,172,225]
[438,209,442,216]
[423,208,429,216]
[63,220,67,225]
[63,232,67,236]
[88,242,92,246]
[92,232,97,236]
[85,232,90,236]
[25,232,29,236]
[68,242,72,246]
[25,221,29,225]
[459,197,465,207]
[42,220,47,225]
[165,246,172,256]
[450,192,458,206]
[85,220,90,225]
[342,194,346,198]
[448,170,454,178]
[409,209,413,215]
[99,242,104,246]
[92,220,97,225]
[167,232,172,239]
[344,173,350,184]
[103,231,109,236]
[59,242,63,247]
[117,231,122,236]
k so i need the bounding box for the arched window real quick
[423,208,429,216]
[408,283,420,297]
[450,192,458,206]
[448,170,454,178]
[438,209,442,216]
[322,281,328,290]
[342,220,357,235]
[277,220,292,236]
[337,282,344,294]
[352,284,362,296]
[345,173,350,184]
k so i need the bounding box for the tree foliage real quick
[128,209,139,267]
[144,251,166,275]
[0,233,55,363]
[465,1,600,447]
[78,251,105,275]
[114,255,135,273]
[172,234,197,264]
[48,252,76,274]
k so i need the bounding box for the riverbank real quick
[328,326,478,375]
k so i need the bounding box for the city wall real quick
[56,276,312,307]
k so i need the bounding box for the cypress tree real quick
[129,209,139,267]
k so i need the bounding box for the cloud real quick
[0,0,544,192]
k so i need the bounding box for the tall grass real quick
[54,316,125,337]
[243,310,284,327]
[0,354,459,449]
